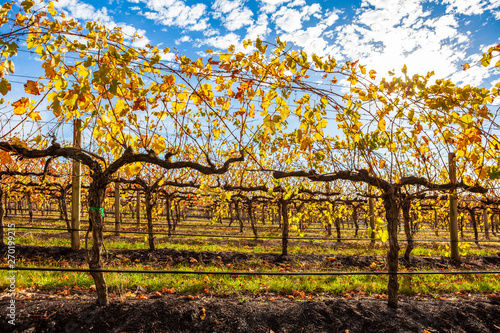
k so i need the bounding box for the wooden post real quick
[115,182,120,236]
[369,196,376,247]
[449,152,460,261]
[136,190,141,225]
[71,118,82,251]
[434,209,439,236]
[483,208,490,240]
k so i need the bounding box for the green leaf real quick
[0,78,11,95]
[488,166,500,180]
[20,1,34,12]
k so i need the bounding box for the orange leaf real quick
[12,97,30,115]
[0,151,13,164]
[24,80,40,95]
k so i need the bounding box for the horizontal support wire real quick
[1,266,500,276]
[9,225,500,243]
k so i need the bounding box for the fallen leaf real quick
[200,307,206,320]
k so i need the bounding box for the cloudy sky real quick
[44,0,500,89]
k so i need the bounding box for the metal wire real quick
[10,225,500,243]
[1,266,499,276]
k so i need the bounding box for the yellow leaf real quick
[28,111,41,121]
[388,142,397,152]
[212,128,220,140]
[124,162,142,177]
[48,1,57,16]
[378,118,386,131]
[219,53,231,62]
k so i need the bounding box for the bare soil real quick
[1,245,500,332]
[7,244,500,270]
[1,291,500,332]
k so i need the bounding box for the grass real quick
[3,214,500,299]
[13,231,500,258]
[2,262,498,296]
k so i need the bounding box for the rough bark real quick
[235,201,244,233]
[88,181,108,306]
[460,215,464,239]
[4,195,8,218]
[0,188,4,247]
[334,218,341,243]
[466,208,480,248]
[280,199,289,256]
[490,214,498,237]
[383,191,400,308]
[369,197,376,248]
[136,191,141,225]
[27,194,33,224]
[228,201,234,227]
[61,194,70,233]
[434,209,439,236]
[402,201,414,262]
[261,203,266,225]
[352,206,359,238]
[145,190,155,251]
[247,200,258,240]
[326,219,332,236]
[165,196,172,236]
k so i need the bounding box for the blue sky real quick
[44,0,500,89]
[3,0,500,143]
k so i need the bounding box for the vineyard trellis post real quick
[369,195,376,248]
[136,190,141,225]
[115,182,120,236]
[71,119,82,251]
[449,152,460,261]
[482,208,490,240]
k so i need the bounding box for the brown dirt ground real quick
[1,245,500,332]
[1,291,499,333]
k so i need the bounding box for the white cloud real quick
[212,0,254,31]
[281,24,330,55]
[203,29,220,37]
[139,0,209,31]
[314,0,478,83]
[159,50,175,62]
[245,13,271,40]
[51,0,151,48]
[259,0,292,14]
[321,9,341,27]
[271,3,321,33]
[175,35,192,45]
[442,0,490,15]
[449,48,498,86]
[196,32,243,52]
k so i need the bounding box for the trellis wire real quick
[1,266,499,276]
[10,225,500,243]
